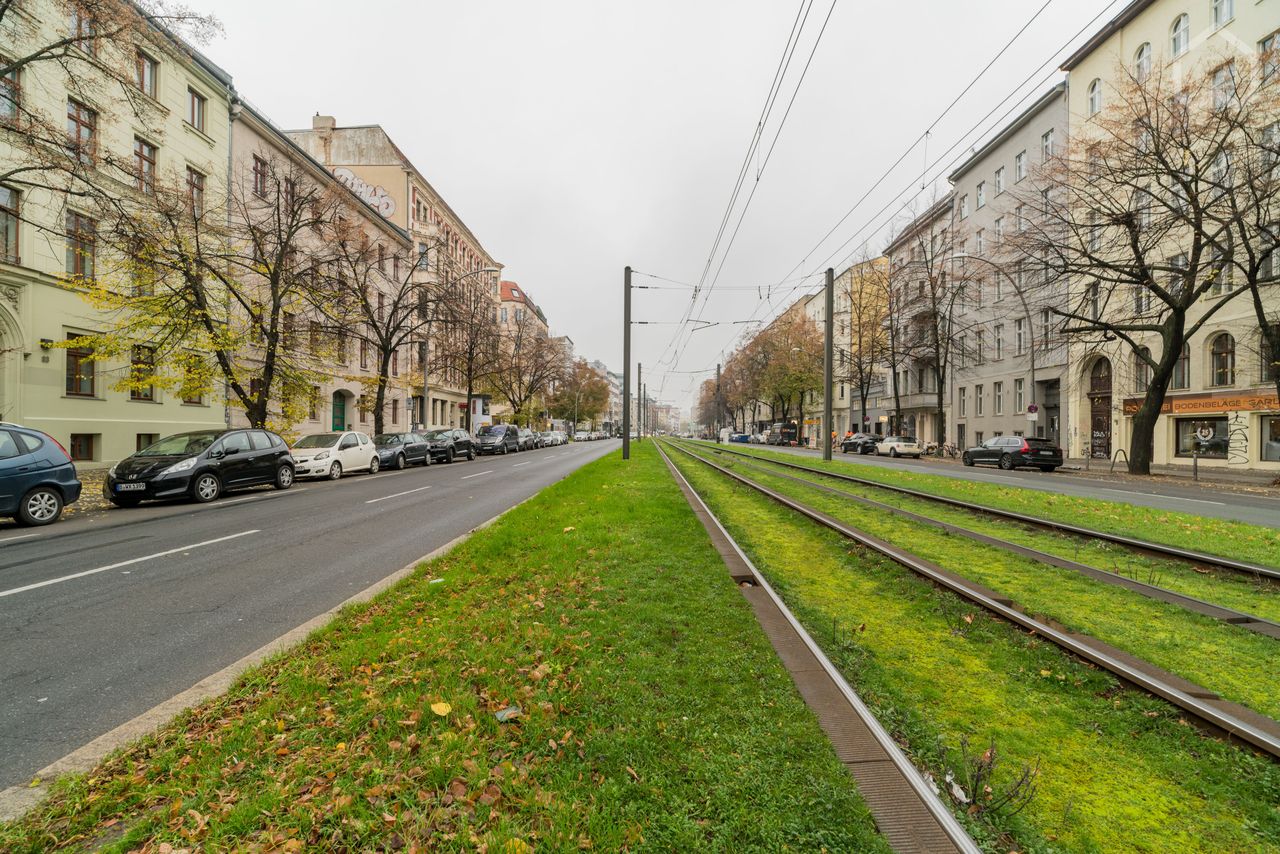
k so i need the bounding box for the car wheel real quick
[274,464,295,490]
[328,461,343,480]
[962,452,974,467]
[192,472,221,503]
[500,444,508,455]
[109,495,143,508]
[369,456,380,474]
[18,486,63,526]
[394,453,406,470]
[1039,466,1058,473]
[890,448,899,458]
[999,453,1015,470]
[446,447,456,464]
[467,447,475,461]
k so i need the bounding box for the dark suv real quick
[105,429,295,506]
[962,436,1063,472]
[0,423,82,526]
[840,432,879,454]
[475,424,518,455]
[423,429,475,463]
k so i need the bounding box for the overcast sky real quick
[202,0,1127,413]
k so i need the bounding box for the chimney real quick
[312,114,336,132]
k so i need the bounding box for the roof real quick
[500,280,525,302]
[949,82,1066,182]
[884,194,956,255]
[1060,0,1156,71]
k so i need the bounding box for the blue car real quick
[0,423,82,526]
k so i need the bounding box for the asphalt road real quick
[710,442,1280,529]
[0,439,619,790]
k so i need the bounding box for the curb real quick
[0,500,530,823]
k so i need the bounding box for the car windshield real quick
[374,434,404,446]
[1025,437,1056,447]
[293,433,341,449]
[478,426,505,436]
[135,431,223,457]
[895,437,917,443]
[423,430,447,440]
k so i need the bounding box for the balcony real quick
[876,390,941,410]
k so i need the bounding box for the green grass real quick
[693,443,1280,625]
[713,443,1280,569]
[667,445,1280,854]
[0,445,887,853]
[679,445,1280,720]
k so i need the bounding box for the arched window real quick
[1210,333,1236,386]
[1134,346,1152,392]
[1087,79,1103,116]
[1172,343,1191,389]
[1170,14,1190,57]
[1135,43,1152,82]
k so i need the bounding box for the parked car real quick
[423,428,475,463]
[962,436,1063,471]
[476,424,519,455]
[291,431,379,479]
[875,436,922,458]
[106,428,293,506]
[536,431,555,448]
[554,431,568,445]
[729,433,750,443]
[374,432,431,469]
[518,428,537,451]
[841,432,879,455]
[0,423,82,525]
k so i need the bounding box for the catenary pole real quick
[637,362,643,443]
[622,266,631,459]
[823,267,834,461]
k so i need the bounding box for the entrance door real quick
[331,392,346,431]
[1088,359,1112,459]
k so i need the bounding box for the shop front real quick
[1121,389,1280,471]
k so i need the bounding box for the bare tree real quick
[433,276,499,431]
[487,312,565,425]
[840,258,888,434]
[1010,56,1278,473]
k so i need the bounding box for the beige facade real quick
[0,2,232,466]
[286,118,503,431]
[1061,0,1280,471]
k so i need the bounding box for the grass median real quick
[1,444,886,853]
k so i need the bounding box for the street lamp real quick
[951,253,1039,421]
[422,264,500,432]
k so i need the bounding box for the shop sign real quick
[333,167,396,218]
[1122,389,1280,416]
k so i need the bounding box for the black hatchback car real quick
[475,424,518,455]
[374,432,432,469]
[840,432,879,455]
[423,429,475,463]
[105,429,295,506]
[962,436,1063,472]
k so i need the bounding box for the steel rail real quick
[693,442,1280,581]
[655,442,984,854]
[664,439,1280,761]
[694,444,1280,639]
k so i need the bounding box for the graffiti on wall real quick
[333,167,396,219]
[1228,411,1249,465]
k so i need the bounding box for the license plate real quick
[116,482,146,492]
[1039,451,1052,456]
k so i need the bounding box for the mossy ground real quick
[0,445,887,853]
[667,443,1280,854]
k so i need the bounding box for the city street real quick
[732,442,1280,529]
[0,440,618,790]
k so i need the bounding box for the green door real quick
[331,392,346,431]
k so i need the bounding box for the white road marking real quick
[0,532,41,545]
[461,470,493,480]
[0,530,260,600]
[217,489,308,507]
[366,485,433,504]
[512,462,531,467]
[1151,494,1227,506]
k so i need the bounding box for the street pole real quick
[637,362,643,443]
[823,267,834,462]
[715,362,722,441]
[623,266,631,459]
[642,382,647,439]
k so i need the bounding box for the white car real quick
[291,431,380,479]
[875,435,922,458]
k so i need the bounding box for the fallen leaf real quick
[495,706,522,723]
[563,526,575,533]
[431,702,452,717]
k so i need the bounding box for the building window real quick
[358,395,368,423]
[994,324,1004,360]
[976,181,986,209]
[958,387,967,417]
[1209,333,1235,386]
[136,433,159,452]
[252,155,269,197]
[70,7,96,54]
[309,320,322,354]
[1262,325,1280,382]
[69,433,95,461]
[67,98,96,164]
[994,381,1004,414]
[1264,416,1280,461]
[1087,79,1103,116]
[0,186,18,264]
[391,349,399,377]
[958,195,969,219]
[187,87,206,132]
[1171,14,1190,57]
[1213,63,1237,109]
[186,167,205,216]
[391,400,399,425]
[135,51,157,97]
[1263,32,1279,83]
[1176,417,1228,458]
[1134,43,1152,82]
[360,338,369,369]
[994,167,1005,196]
[130,346,155,401]
[1040,308,1052,348]
[500,307,508,323]
[133,137,157,194]
[1041,129,1055,160]
[975,384,984,416]
[1014,318,1026,354]
[65,338,95,397]
[1014,378,1025,412]
[308,386,320,420]
[1134,346,1152,392]
[1172,343,1190,389]
[0,62,19,121]
[1213,0,1233,29]
[976,329,986,364]
[65,211,95,279]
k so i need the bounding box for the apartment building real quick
[0,2,233,466]
[949,83,1070,449]
[1060,0,1280,471]
[833,256,890,437]
[287,117,503,431]
[499,281,549,336]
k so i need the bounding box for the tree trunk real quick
[373,355,391,435]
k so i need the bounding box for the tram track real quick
[662,438,1280,761]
